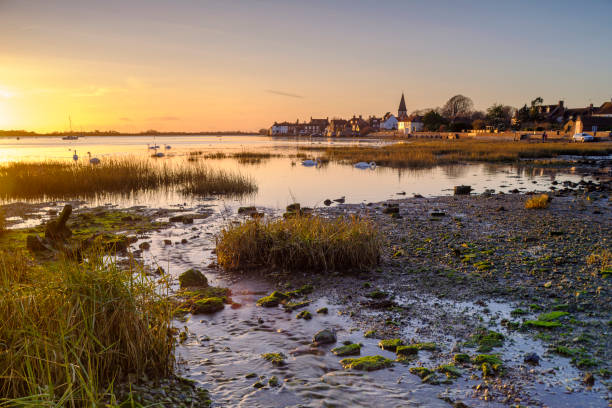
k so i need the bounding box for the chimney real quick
[558,100,564,108]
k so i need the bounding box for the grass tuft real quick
[525,194,550,209]
[0,247,173,405]
[216,214,383,272]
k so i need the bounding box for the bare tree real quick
[442,95,474,121]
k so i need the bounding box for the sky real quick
[0,0,611,133]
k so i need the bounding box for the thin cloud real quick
[119,117,131,121]
[266,89,303,99]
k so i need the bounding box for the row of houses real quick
[269,94,423,137]
[514,98,612,133]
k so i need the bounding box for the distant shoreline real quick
[0,132,260,139]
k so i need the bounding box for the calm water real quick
[0,135,590,209]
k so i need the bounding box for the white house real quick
[269,122,291,135]
[380,113,398,130]
[398,114,424,134]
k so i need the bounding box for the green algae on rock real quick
[262,353,286,366]
[378,338,405,351]
[340,355,394,371]
[179,269,208,288]
[192,297,224,314]
[296,310,312,320]
[256,291,289,307]
[465,328,504,352]
[331,343,361,356]
[437,364,462,378]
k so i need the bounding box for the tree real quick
[422,110,448,131]
[529,97,543,121]
[442,95,474,121]
[472,119,486,130]
[486,103,515,130]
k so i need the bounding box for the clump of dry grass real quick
[525,194,550,209]
[0,248,173,405]
[587,249,611,274]
[216,214,383,272]
[0,158,256,199]
[0,210,5,234]
[300,140,612,169]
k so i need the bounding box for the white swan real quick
[73,150,78,162]
[354,161,376,169]
[301,158,320,167]
[87,151,100,165]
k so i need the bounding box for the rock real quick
[179,269,209,288]
[139,242,150,250]
[430,210,445,217]
[44,204,72,241]
[583,372,595,386]
[323,199,332,206]
[26,234,49,252]
[382,205,399,214]
[524,352,540,365]
[237,206,257,214]
[169,215,194,224]
[495,206,506,212]
[313,329,336,345]
[163,239,172,246]
[192,297,224,314]
[286,203,300,212]
[453,185,472,195]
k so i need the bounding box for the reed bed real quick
[300,140,612,169]
[0,158,256,199]
[216,214,383,272]
[0,248,173,406]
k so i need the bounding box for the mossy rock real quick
[296,310,312,320]
[316,307,328,314]
[378,338,405,351]
[332,343,361,356]
[465,328,504,352]
[453,353,470,364]
[286,284,314,298]
[192,297,224,314]
[340,355,393,371]
[268,376,280,387]
[437,364,461,378]
[364,330,377,338]
[262,353,286,366]
[538,311,569,321]
[366,290,387,299]
[552,345,577,357]
[523,320,562,329]
[409,366,433,379]
[472,354,503,376]
[179,269,208,288]
[256,291,289,307]
[283,300,310,312]
[396,345,419,357]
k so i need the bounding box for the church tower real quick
[398,93,407,118]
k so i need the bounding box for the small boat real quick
[62,116,80,140]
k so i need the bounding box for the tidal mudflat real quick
[0,138,611,407]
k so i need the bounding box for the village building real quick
[380,112,397,130]
[325,119,350,137]
[398,114,424,134]
[349,115,370,136]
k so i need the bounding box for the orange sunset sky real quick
[1,0,611,133]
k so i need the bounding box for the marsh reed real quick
[300,140,612,169]
[0,248,173,406]
[216,214,383,272]
[0,157,256,199]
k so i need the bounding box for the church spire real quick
[398,93,407,117]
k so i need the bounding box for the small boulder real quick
[584,372,595,387]
[313,329,336,345]
[323,199,332,206]
[179,269,208,288]
[524,352,540,365]
[453,185,472,195]
[192,297,224,314]
[26,235,49,252]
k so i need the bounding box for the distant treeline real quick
[0,129,259,137]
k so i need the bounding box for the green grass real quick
[299,139,612,169]
[0,158,256,199]
[0,247,173,405]
[215,214,383,272]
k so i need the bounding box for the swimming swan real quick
[301,158,320,167]
[354,161,376,169]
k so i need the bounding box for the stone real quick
[524,352,540,365]
[313,329,336,345]
[323,199,332,206]
[453,185,472,195]
[139,241,151,250]
[583,372,595,386]
[179,269,209,288]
